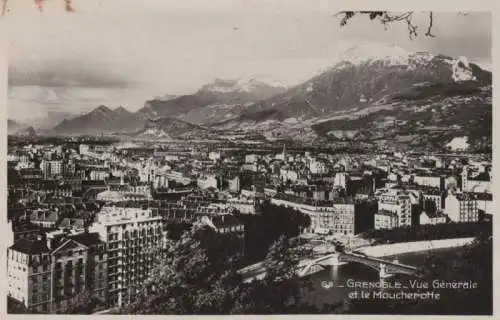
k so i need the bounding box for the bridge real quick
[239,251,419,282]
[298,252,419,279]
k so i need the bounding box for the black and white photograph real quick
[4,0,493,316]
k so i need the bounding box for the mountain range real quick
[8,119,37,137]
[9,44,492,152]
[46,78,287,136]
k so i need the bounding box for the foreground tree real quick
[337,11,436,39]
[235,201,311,264]
[120,224,242,314]
[57,290,105,314]
[120,224,344,314]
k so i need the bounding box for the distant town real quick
[6,134,493,314]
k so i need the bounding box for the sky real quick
[6,0,492,124]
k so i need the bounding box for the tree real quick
[120,224,344,314]
[120,224,242,314]
[57,290,105,314]
[230,236,319,314]
[235,201,311,264]
[337,11,440,39]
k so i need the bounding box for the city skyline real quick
[5,6,493,315]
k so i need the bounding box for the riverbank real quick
[356,237,475,258]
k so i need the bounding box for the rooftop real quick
[10,238,50,255]
[469,171,490,182]
[68,232,104,247]
[423,210,447,219]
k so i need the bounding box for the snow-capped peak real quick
[201,77,286,94]
[336,43,411,66]
[444,56,477,82]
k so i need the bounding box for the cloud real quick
[7,7,491,125]
[8,61,134,88]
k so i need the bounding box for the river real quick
[302,246,465,307]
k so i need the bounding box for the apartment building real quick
[88,206,167,307]
[444,192,479,223]
[462,166,491,193]
[376,189,412,227]
[420,210,447,225]
[7,233,107,313]
[197,174,218,190]
[422,189,444,211]
[29,209,59,229]
[413,174,443,190]
[271,193,361,235]
[40,160,63,179]
[374,210,398,230]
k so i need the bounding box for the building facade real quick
[374,210,398,230]
[7,233,107,313]
[270,193,358,235]
[377,190,412,227]
[88,206,167,307]
[444,192,479,223]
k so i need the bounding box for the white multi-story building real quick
[79,144,90,155]
[88,206,167,307]
[154,175,169,189]
[228,176,240,193]
[462,166,491,193]
[376,190,412,227]
[271,193,357,235]
[138,160,157,183]
[309,160,328,175]
[420,211,447,225]
[166,171,192,185]
[333,172,348,189]
[280,169,298,183]
[197,175,218,190]
[444,192,479,223]
[208,151,221,161]
[374,210,398,230]
[413,174,442,189]
[423,191,443,210]
[40,160,63,178]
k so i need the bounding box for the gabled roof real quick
[423,210,447,219]
[58,218,85,229]
[51,238,89,255]
[10,238,50,255]
[69,233,103,247]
